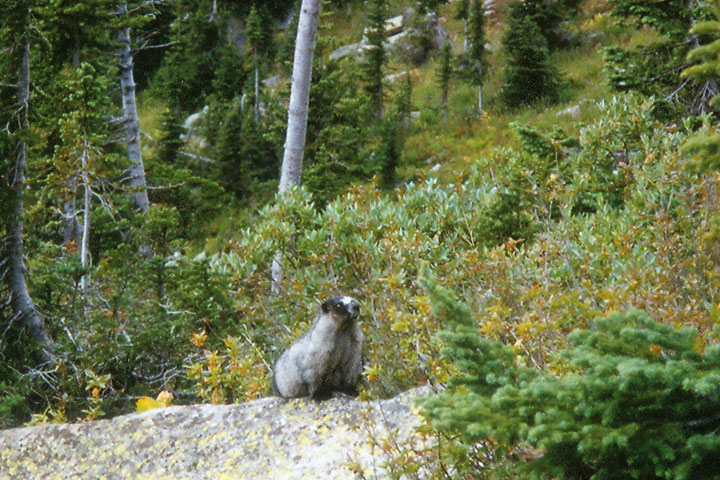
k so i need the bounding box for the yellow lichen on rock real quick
[0,388,431,480]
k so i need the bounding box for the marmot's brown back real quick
[272,296,363,399]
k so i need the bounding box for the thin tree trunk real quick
[478,84,483,116]
[254,50,259,122]
[72,38,80,68]
[5,37,54,363]
[64,29,83,244]
[463,22,468,51]
[118,2,149,213]
[278,0,320,194]
[272,0,321,290]
[80,144,92,292]
[210,0,218,22]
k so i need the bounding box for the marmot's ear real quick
[321,299,331,314]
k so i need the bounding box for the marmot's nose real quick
[349,301,360,317]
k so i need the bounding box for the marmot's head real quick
[321,296,360,325]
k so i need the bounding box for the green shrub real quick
[7,90,718,431]
[421,279,720,480]
[0,389,27,429]
[196,95,716,404]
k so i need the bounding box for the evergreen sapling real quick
[437,41,453,124]
[363,0,387,118]
[421,278,720,480]
[501,0,560,107]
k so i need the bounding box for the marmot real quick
[272,295,363,399]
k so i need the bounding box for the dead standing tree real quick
[271,0,321,290]
[2,14,55,363]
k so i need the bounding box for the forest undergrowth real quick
[3,0,720,476]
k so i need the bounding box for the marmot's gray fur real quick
[272,296,363,399]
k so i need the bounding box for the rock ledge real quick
[0,388,431,480]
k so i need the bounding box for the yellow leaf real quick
[136,396,163,412]
[136,390,174,412]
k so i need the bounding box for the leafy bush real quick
[185,95,715,404]
[421,279,720,480]
[0,389,27,430]
[5,93,719,430]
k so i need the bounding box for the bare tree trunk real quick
[278,0,320,194]
[254,50,259,122]
[478,84,483,117]
[272,0,321,289]
[118,1,149,213]
[209,0,218,22]
[4,37,54,363]
[80,144,92,291]
[463,22,468,51]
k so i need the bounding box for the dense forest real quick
[2,0,720,477]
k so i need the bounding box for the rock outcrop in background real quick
[329,8,447,63]
[0,388,431,480]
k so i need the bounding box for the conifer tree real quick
[682,0,720,171]
[392,73,413,143]
[52,63,117,291]
[277,0,300,74]
[421,278,720,480]
[507,0,565,50]
[36,0,118,67]
[36,0,118,246]
[215,100,278,198]
[379,74,410,192]
[157,108,185,163]
[501,3,559,108]
[455,0,469,18]
[0,0,55,363]
[212,45,246,102]
[215,100,247,196]
[153,0,220,112]
[364,0,387,118]
[605,0,716,114]
[378,117,401,190]
[466,0,486,115]
[130,1,176,88]
[294,54,376,205]
[437,41,453,124]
